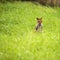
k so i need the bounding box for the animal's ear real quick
[40,17,42,20]
[36,18,39,20]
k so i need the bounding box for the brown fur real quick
[36,17,43,31]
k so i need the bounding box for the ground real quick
[0,1,60,60]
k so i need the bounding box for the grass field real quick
[0,1,60,60]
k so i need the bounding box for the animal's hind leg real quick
[35,24,39,31]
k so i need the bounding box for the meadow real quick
[0,1,60,60]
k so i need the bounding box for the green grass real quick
[0,1,60,60]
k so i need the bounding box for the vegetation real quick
[0,0,60,6]
[0,1,60,60]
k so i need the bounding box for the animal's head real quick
[36,17,42,23]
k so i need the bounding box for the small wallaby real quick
[35,17,43,32]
